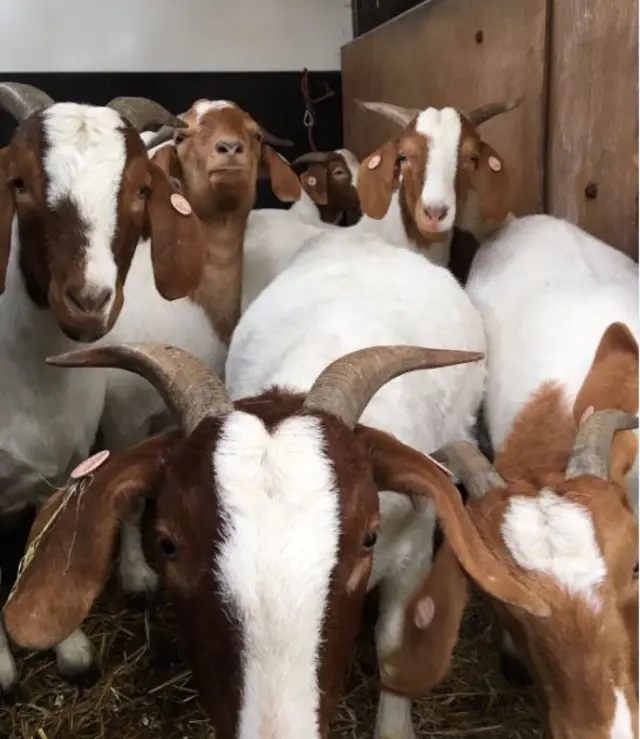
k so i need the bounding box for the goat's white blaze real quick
[43,104,125,311]
[501,489,606,610]
[214,411,341,739]
[610,688,634,739]
[415,107,461,232]
[194,99,236,121]
[335,148,361,185]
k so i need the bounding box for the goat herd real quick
[0,80,636,739]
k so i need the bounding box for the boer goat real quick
[0,342,539,739]
[0,81,203,695]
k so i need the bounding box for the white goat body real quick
[226,231,485,739]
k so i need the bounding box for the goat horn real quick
[565,409,639,480]
[259,126,294,148]
[354,99,420,128]
[466,96,525,127]
[293,151,332,166]
[46,343,233,435]
[302,346,484,429]
[432,441,507,499]
[106,97,187,134]
[0,82,54,122]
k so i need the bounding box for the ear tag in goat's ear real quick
[426,453,456,478]
[71,449,110,480]
[488,156,503,172]
[170,193,193,216]
[414,595,435,629]
[306,175,317,187]
[368,154,382,170]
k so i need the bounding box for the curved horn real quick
[565,409,639,480]
[46,343,233,436]
[144,124,182,151]
[303,345,484,429]
[0,82,54,123]
[106,97,187,134]
[354,99,420,128]
[293,151,332,166]
[432,441,507,499]
[259,126,294,148]
[466,96,525,127]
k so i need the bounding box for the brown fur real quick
[299,153,361,225]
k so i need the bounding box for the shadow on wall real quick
[0,71,344,209]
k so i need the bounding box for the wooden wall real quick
[342,0,639,260]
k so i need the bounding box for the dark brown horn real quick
[259,126,294,148]
[432,441,507,499]
[354,99,420,128]
[0,82,54,122]
[466,96,525,127]
[293,152,332,166]
[303,345,484,429]
[565,409,639,480]
[46,343,233,435]
[106,97,187,134]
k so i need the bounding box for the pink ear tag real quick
[488,156,502,172]
[170,193,193,216]
[307,175,317,187]
[70,449,110,480]
[426,454,456,478]
[368,154,382,170]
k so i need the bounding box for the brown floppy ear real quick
[150,145,184,193]
[356,425,550,617]
[146,161,205,300]
[301,164,328,205]
[472,141,511,226]
[574,322,639,486]
[357,139,399,220]
[262,145,301,202]
[0,147,15,294]
[379,541,469,697]
[620,577,639,694]
[2,431,179,651]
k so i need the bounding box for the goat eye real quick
[138,183,151,198]
[174,132,187,145]
[362,531,378,550]
[10,177,26,193]
[158,535,178,559]
[253,131,263,143]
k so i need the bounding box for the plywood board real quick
[341,0,548,217]
[546,0,638,259]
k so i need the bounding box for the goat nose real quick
[424,204,449,222]
[64,285,113,314]
[215,139,244,155]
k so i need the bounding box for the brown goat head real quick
[354,98,522,246]
[407,322,639,739]
[0,82,206,342]
[1,341,548,739]
[144,99,300,220]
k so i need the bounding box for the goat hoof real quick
[500,652,533,686]
[63,661,102,690]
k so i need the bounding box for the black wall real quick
[0,71,343,209]
[352,0,425,36]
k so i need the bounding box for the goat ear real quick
[472,141,511,226]
[357,139,399,220]
[620,577,639,694]
[262,145,301,202]
[355,425,550,617]
[0,148,14,294]
[150,145,184,192]
[380,541,469,697]
[2,432,178,651]
[146,161,205,300]
[301,165,329,205]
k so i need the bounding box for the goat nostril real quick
[215,139,244,155]
[425,205,449,222]
[64,286,113,314]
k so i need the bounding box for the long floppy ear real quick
[300,164,328,205]
[0,147,15,294]
[620,577,639,695]
[379,541,469,697]
[574,322,639,486]
[355,425,550,617]
[2,431,179,651]
[146,161,205,300]
[471,140,511,226]
[262,145,301,202]
[357,139,399,220]
[150,144,184,193]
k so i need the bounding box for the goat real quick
[416,321,639,739]
[0,81,205,696]
[96,98,302,598]
[0,341,543,739]
[224,226,492,739]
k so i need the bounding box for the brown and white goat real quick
[2,342,550,738]
[393,322,639,739]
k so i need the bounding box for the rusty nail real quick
[584,182,598,199]
[475,30,484,43]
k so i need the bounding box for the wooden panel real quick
[547,0,638,259]
[341,0,548,217]
[352,0,425,37]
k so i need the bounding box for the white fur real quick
[610,688,634,739]
[54,628,95,676]
[465,214,639,508]
[227,234,486,739]
[501,489,607,609]
[194,99,235,119]
[415,107,461,233]
[215,413,340,739]
[0,622,18,692]
[43,104,125,316]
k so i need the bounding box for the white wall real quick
[0,0,353,72]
